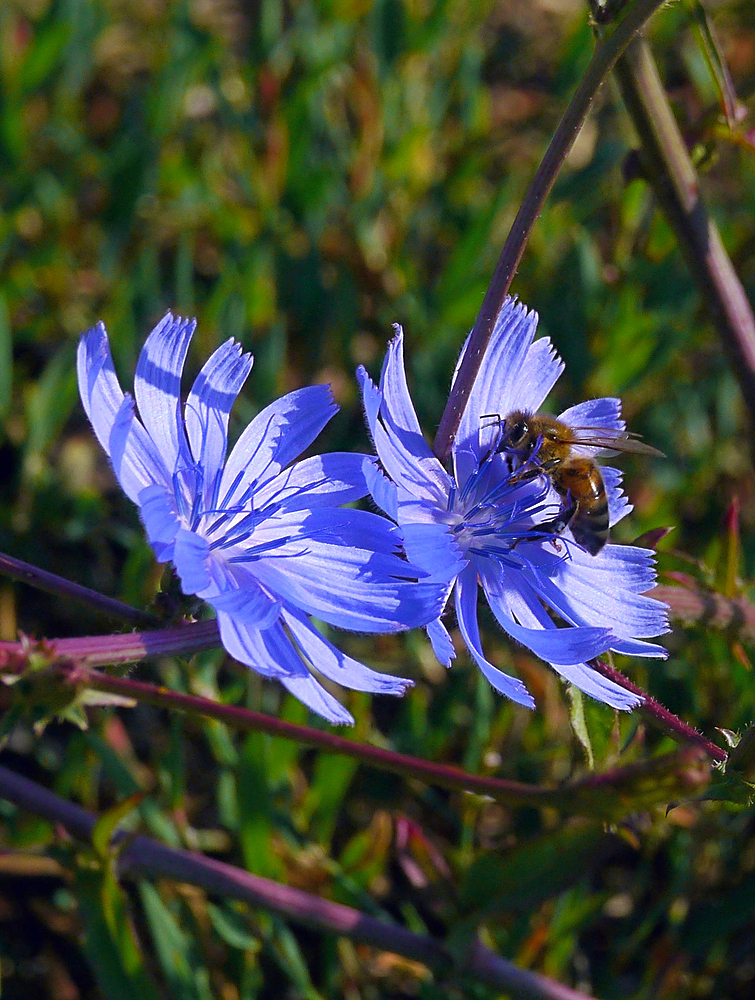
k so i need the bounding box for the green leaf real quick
[139,882,214,1000]
[567,684,594,770]
[23,345,78,475]
[75,867,161,1000]
[207,902,262,953]
[17,22,71,93]
[459,822,608,917]
[688,0,741,127]
[91,792,144,861]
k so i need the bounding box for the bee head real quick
[500,411,531,456]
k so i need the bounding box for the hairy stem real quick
[589,657,727,763]
[433,0,670,460]
[0,632,711,814]
[68,664,710,814]
[0,761,613,999]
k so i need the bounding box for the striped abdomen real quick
[552,457,609,556]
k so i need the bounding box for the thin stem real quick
[0,551,157,628]
[0,762,597,1000]
[0,634,710,815]
[433,0,669,461]
[0,618,717,795]
[613,35,755,431]
[67,664,710,814]
[589,658,727,764]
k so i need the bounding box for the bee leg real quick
[539,495,578,538]
[508,467,541,485]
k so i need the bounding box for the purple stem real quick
[433,0,669,460]
[0,619,221,666]
[0,551,157,628]
[589,658,727,764]
[0,763,595,1000]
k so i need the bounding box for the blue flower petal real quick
[77,322,125,452]
[254,453,370,512]
[455,298,541,459]
[558,397,624,433]
[602,466,633,526]
[426,618,455,667]
[204,577,280,630]
[282,607,413,695]
[357,361,451,507]
[364,458,399,521]
[480,565,615,666]
[401,522,465,582]
[138,483,181,562]
[524,543,669,641]
[185,338,253,510]
[550,662,643,710]
[219,385,337,509]
[514,335,565,415]
[134,313,196,472]
[218,614,354,724]
[455,566,535,708]
[110,395,171,504]
[247,513,445,631]
[173,528,211,594]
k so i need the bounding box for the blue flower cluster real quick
[78,299,667,723]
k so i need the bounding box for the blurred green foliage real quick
[3,0,755,997]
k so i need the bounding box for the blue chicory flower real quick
[78,312,446,724]
[357,297,669,710]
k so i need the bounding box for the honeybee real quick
[495,410,663,556]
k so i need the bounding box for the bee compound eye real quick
[510,420,527,444]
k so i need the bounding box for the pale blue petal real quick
[426,618,455,667]
[173,528,211,595]
[280,672,355,725]
[401,521,465,582]
[524,543,669,641]
[357,363,451,507]
[558,397,624,433]
[480,566,614,665]
[218,615,354,724]
[254,453,370,511]
[138,483,180,562]
[216,613,280,677]
[455,298,540,460]
[185,338,253,509]
[550,662,643,710]
[609,636,668,658]
[204,581,280,630]
[380,325,426,437]
[247,513,445,631]
[514,336,565,414]
[602,466,633,526]
[134,312,195,472]
[220,385,337,508]
[109,395,171,505]
[364,458,399,521]
[455,565,535,707]
[282,608,413,695]
[77,322,125,452]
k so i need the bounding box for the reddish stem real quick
[589,658,727,764]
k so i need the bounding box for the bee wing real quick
[565,426,665,458]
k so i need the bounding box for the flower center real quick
[447,455,567,565]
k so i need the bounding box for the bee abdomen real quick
[553,458,609,556]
